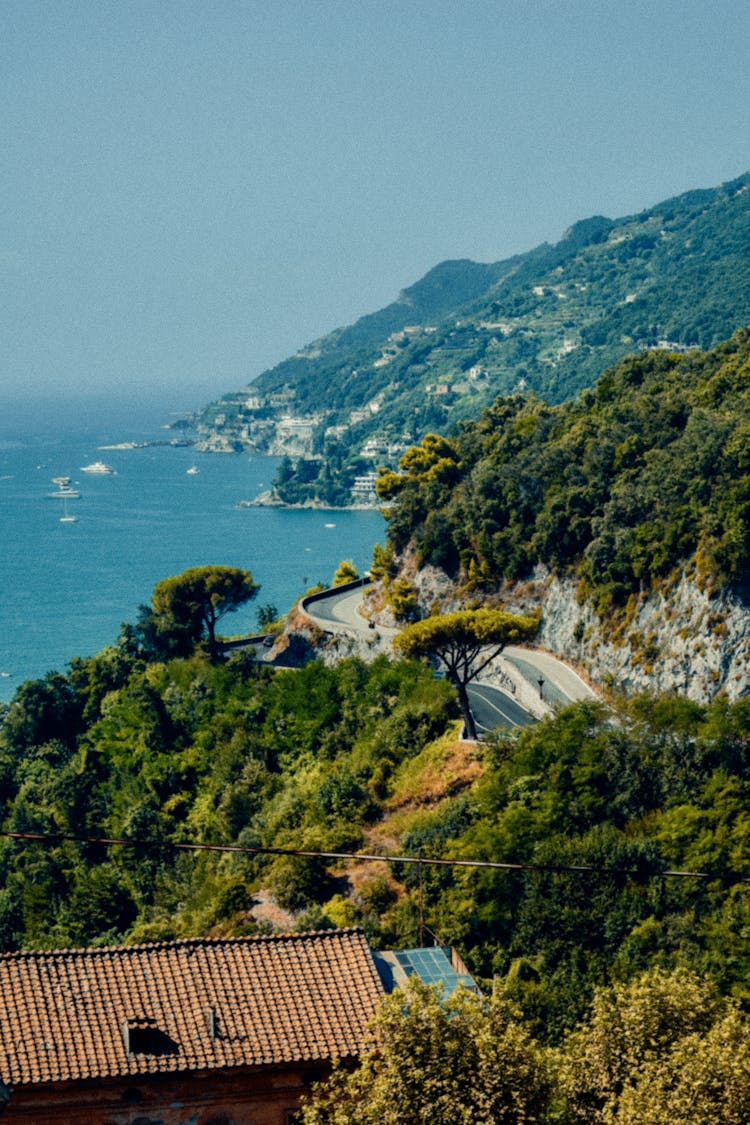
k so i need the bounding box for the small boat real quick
[59,494,78,523]
[324,522,336,528]
[186,465,199,475]
[48,476,81,499]
[80,461,116,474]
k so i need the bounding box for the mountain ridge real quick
[190,169,750,504]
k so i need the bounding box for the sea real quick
[0,393,384,705]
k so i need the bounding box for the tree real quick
[301,976,552,1125]
[256,603,279,631]
[557,966,735,1124]
[392,608,539,739]
[614,1007,750,1125]
[144,565,259,660]
[333,559,359,586]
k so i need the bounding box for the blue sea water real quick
[0,394,384,703]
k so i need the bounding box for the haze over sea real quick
[0,394,383,704]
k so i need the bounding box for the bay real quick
[0,395,384,703]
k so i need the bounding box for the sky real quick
[3,0,750,417]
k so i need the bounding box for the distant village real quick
[193,364,416,504]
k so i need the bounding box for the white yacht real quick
[80,461,116,474]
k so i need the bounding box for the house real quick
[0,930,475,1125]
[0,928,387,1125]
[351,473,379,499]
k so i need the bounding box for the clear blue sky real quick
[3,0,749,413]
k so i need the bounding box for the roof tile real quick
[0,929,384,1087]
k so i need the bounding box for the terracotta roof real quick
[0,928,385,1087]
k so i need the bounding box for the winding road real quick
[301,580,597,735]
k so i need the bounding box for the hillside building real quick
[0,929,474,1125]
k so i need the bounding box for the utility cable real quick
[1,829,747,885]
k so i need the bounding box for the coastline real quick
[98,438,194,450]
[237,490,380,513]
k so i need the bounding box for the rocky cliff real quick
[386,554,750,704]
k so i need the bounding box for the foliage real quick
[139,565,259,659]
[384,577,419,622]
[302,969,750,1125]
[301,975,553,1125]
[256,603,280,631]
[379,328,750,610]
[557,967,750,1124]
[333,560,359,586]
[393,608,540,738]
[388,693,750,1038]
[0,647,457,952]
[2,561,750,1066]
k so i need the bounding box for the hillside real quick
[367,327,750,701]
[1,633,749,1042]
[189,170,750,503]
[3,316,750,1030]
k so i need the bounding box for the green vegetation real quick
[302,975,552,1125]
[393,607,540,739]
[3,305,750,1062]
[1,602,749,1048]
[4,174,750,1094]
[303,968,750,1124]
[333,560,359,586]
[0,638,458,951]
[272,453,362,508]
[138,565,259,660]
[378,328,750,614]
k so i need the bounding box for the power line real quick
[2,829,747,885]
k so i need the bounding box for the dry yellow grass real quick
[364,725,484,851]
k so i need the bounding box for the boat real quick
[59,493,78,523]
[80,461,116,474]
[186,465,199,475]
[48,476,81,499]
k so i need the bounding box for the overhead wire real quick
[1,829,747,885]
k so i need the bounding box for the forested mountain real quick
[191,171,750,503]
[376,327,750,611]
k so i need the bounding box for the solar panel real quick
[387,947,477,993]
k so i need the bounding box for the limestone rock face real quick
[539,572,750,703]
[398,556,750,704]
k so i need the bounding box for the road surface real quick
[303,582,537,732]
[466,682,536,733]
[303,582,399,636]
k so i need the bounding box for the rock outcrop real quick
[372,551,750,704]
[537,570,750,703]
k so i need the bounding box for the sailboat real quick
[59,493,77,523]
